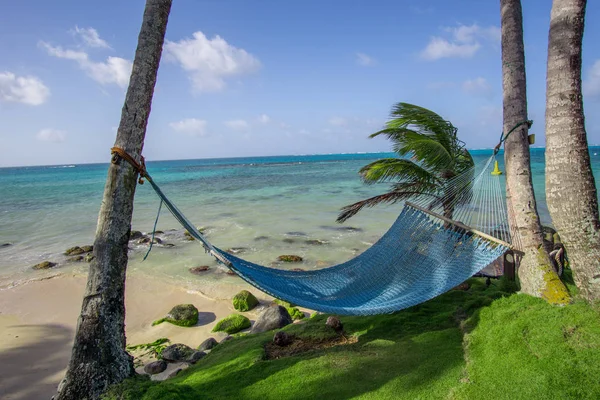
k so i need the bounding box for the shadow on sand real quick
[0,324,73,400]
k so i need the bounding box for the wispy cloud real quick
[37,128,66,142]
[40,28,131,88]
[169,118,208,136]
[70,26,111,49]
[165,31,261,93]
[0,71,50,105]
[356,52,376,67]
[421,24,499,61]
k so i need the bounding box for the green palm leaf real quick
[390,131,455,171]
[338,102,474,223]
[359,158,440,186]
[336,183,439,223]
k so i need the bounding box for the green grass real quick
[104,276,600,400]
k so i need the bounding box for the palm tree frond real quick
[390,131,455,171]
[388,103,456,139]
[359,158,440,186]
[337,189,437,223]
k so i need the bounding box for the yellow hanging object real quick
[491,160,503,176]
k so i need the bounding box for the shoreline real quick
[0,271,274,400]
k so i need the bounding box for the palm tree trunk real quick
[545,0,600,301]
[500,0,570,303]
[55,1,172,399]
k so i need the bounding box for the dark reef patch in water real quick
[319,226,363,232]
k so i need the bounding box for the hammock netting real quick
[143,153,514,316]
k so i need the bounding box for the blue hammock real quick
[144,174,508,316]
[213,205,507,315]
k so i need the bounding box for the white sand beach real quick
[0,272,272,400]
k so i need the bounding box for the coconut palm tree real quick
[500,0,569,303]
[337,103,474,223]
[544,0,600,301]
[56,1,172,399]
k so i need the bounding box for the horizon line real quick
[3,146,599,169]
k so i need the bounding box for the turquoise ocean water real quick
[2,148,600,292]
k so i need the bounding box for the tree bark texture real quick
[55,1,172,399]
[545,0,600,301]
[500,0,570,303]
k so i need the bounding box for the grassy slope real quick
[105,277,600,400]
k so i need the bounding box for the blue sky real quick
[1,0,599,167]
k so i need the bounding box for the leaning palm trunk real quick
[500,0,570,303]
[545,0,600,301]
[55,1,172,399]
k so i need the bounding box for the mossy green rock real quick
[212,314,251,334]
[32,261,57,270]
[233,290,259,312]
[153,304,199,327]
[277,255,303,262]
[65,246,85,256]
[274,299,305,320]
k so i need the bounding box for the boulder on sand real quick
[212,314,251,334]
[197,337,218,351]
[32,261,57,270]
[144,360,167,375]
[251,305,293,333]
[233,290,259,312]
[161,343,195,362]
[152,304,199,327]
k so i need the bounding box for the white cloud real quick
[224,119,249,131]
[421,38,480,60]
[257,114,271,123]
[356,52,376,66]
[71,26,111,49]
[164,31,261,92]
[421,24,499,61]
[328,117,347,127]
[169,118,208,136]
[462,77,493,98]
[0,72,50,105]
[446,24,500,44]
[37,128,66,142]
[41,42,132,88]
[584,60,600,100]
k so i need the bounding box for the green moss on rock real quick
[233,290,259,312]
[65,246,85,256]
[277,255,303,262]
[32,261,57,270]
[212,314,251,334]
[152,304,199,327]
[274,299,305,320]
